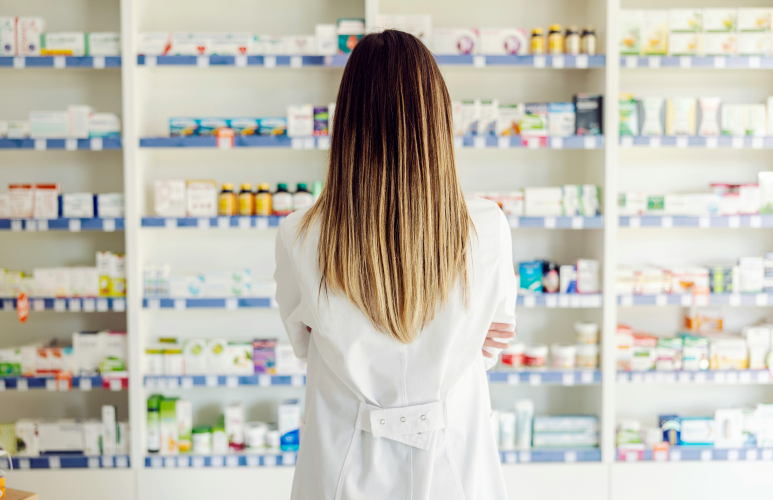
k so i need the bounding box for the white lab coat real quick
[274,197,517,500]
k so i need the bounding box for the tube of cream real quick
[515,399,534,450]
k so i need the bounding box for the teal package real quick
[258,118,287,136]
[228,118,259,136]
[169,118,199,137]
[197,118,229,136]
[519,261,543,294]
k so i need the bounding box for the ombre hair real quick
[299,30,472,344]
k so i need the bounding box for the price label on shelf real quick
[65,138,78,151]
[726,371,739,384]
[90,138,103,151]
[751,216,762,228]
[670,450,681,461]
[714,57,726,69]
[562,372,575,386]
[473,55,486,68]
[292,375,304,387]
[559,294,570,308]
[630,372,643,383]
[317,136,330,150]
[102,457,114,468]
[528,373,541,386]
[69,219,81,232]
[503,452,516,464]
[552,55,565,68]
[264,56,276,68]
[732,136,744,149]
[109,378,122,391]
[18,459,29,469]
[746,449,758,461]
[54,299,66,312]
[763,449,773,461]
[217,217,229,229]
[727,216,740,229]
[546,295,559,308]
[234,55,248,67]
[648,56,660,69]
[507,373,520,385]
[706,137,718,149]
[13,56,25,69]
[756,294,769,306]
[256,217,269,230]
[97,298,109,312]
[649,137,661,149]
[46,378,57,391]
[80,377,92,391]
[246,455,259,467]
[729,294,742,306]
[473,136,486,149]
[303,137,315,149]
[575,55,588,68]
[48,456,61,469]
[17,379,28,391]
[163,457,176,468]
[564,451,577,463]
[102,218,115,232]
[196,218,208,230]
[226,376,238,388]
[57,379,68,391]
[655,294,667,306]
[757,371,770,383]
[145,56,157,67]
[624,451,639,462]
[679,56,691,69]
[749,56,761,69]
[581,371,594,384]
[33,299,45,311]
[226,456,239,467]
[527,137,540,149]
[164,218,177,229]
[54,56,66,69]
[626,216,640,228]
[571,217,583,229]
[174,299,186,310]
[550,137,563,149]
[32,139,46,152]
[544,217,556,229]
[497,137,510,149]
[290,56,303,68]
[197,55,209,68]
[238,217,250,229]
[680,294,693,307]
[508,216,519,228]
[661,216,673,228]
[225,298,238,310]
[584,136,596,149]
[113,299,125,312]
[620,295,633,307]
[533,55,545,68]
[714,372,727,384]
[523,296,536,308]
[694,294,708,307]
[676,136,688,148]
[752,137,764,149]
[694,372,707,384]
[620,136,633,148]
[93,56,105,69]
[739,371,752,384]
[69,299,81,312]
[518,451,531,463]
[177,457,189,468]
[678,372,691,383]
[700,450,713,461]
[643,372,655,383]
[263,455,277,467]
[182,377,194,389]
[625,56,637,68]
[258,374,271,387]
[210,456,224,467]
[25,220,36,232]
[206,375,218,387]
[150,457,162,468]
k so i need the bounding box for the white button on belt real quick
[400,417,406,422]
[421,415,426,420]
[380,419,385,424]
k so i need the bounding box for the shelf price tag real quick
[620,295,633,307]
[191,456,205,467]
[508,216,519,228]
[145,56,157,67]
[729,294,742,306]
[176,457,189,468]
[102,457,114,468]
[575,55,588,68]
[757,294,769,306]
[217,217,229,229]
[473,136,486,149]
[238,217,250,229]
[17,379,28,391]
[13,56,25,69]
[544,217,556,229]
[701,450,713,461]
[581,371,594,384]
[46,378,57,391]
[679,56,691,68]
[65,138,78,151]
[69,299,81,312]
[751,216,762,228]
[504,452,516,463]
[103,218,115,232]
[33,299,45,311]
[258,374,271,387]
[226,456,239,467]
[0,380,5,391]
[264,56,276,68]
[693,372,706,384]
[676,136,688,148]
[507,373,520,385]
[235,55,248,67]
[630,372,643,383]
[757,371,770,383]
[732,136,744,149]
[97,298,109,312]
[649,137,661,149]
[677,372,691,383]
[655,294,667,306]
[290,375,303,386]
[165,218,177,229]
[109,378,122,391]
[317,136,331,150]
[726,371,739,383]
[533,56,545,68]
[290,56,303,68]
[564,451,577,463]
[206,375,218,387]
[661,216,673,228]
[473,55,486,68]
[706,137,718,149]
[174,299,186,310]
[583,136,596,149]
[80,377,92,391]
[25,220,36,232]
[182,377,194,389]
[53,56,66,69]
[528,373,541,386]
[558,294,570,308]
[112,299,125,312]
[628,216,640,228]
[34,139,46,151]
[69,219,81,232]
[714,57,726,69]
[739,371,752,384]
[749,56,761,69]
[264,455,277,467]
[93,56,105,69]
[763,449,773,460]
[752,137,764,149]
[90,137,103,151]
[523,296,536,308]
[562,372,575,386]
[727,216,740,228]
[550,137,563,149]
[226,376,239,388]
[526,136,540,149]
[226,298,238,310]
[552,55,565,68]
[746,449,758,461]
[546,295,559,308]
[48,456,61,469]
[571,217,583,229]
[714,372,727,383]
[497,137,510,149]
[246,456,259,467]
[54,299,66,312]
[197,55,209,68]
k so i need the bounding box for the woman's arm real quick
[482,211,518,369]
[274,227,311,360]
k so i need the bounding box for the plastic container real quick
[530,28,544,55]
[192,426,212,454]
[551,343,577,369]
[245,421,268,449]
[273,183,293,216]
[548,24,564,54]
[565,26,581,55]
[575,321,599,344]
[218,183,237,216]
[238,183,254,216]
[212,425,228,454]
[576,343,599,369]
[293,183,314,212]
[581,27,597,55]
[255,183,272,216]
[524,344,548,368]
[501,342,525,369]
[266,428,281,450]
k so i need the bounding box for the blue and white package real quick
[548,102,576,138]
[169,118,199,137]
[519,261,543,294]
[197,118,229,136]
[279,399,301,451]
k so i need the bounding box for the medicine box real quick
[519,261,542,294]
[315,24,338,55]
[15,420,40,457]
[176,400,192,453]
[170,33,209,55]
[206,339,228,373]
[9,184,34,218]
[738,9,770,33]
[89,113,121,138]
[433,28,479,55]
[38,421,84,454]
[520,103,548,137]
[96,193,124,218]
[154,179,186,217]
[138,33,171,55]
[548,103,575,138]
[169,275,205,298]
[703,9,737,33]
[619,10,643,55]
[275,344,307,375]
[287,104,314,137]
[16,17,44,56]
[29,111,69,139]
[109,253,126,297]
[33,183,61,219]
[524,187,562,216]
[461,100,481,136]
[226,343,254,374]
[577,259,600,294]
[574,94,603,135]
[669,33,702,56]
[88,32,121,56]
[479,28,527,55]
[83,421,104,455]
[670,9,702,33]
[703,33,737,55]
[253,339,276,374]
[41,32,86,56]
[496,104,524,136]
[0,17,15,56]
[642,10,669,55]
[186,180,217,217]
[159,398,179,455]
[285,35,315,55]
[225,403,245,449]
[258,35,287,55]
[738,33,772,56]
[69,105,93,139]
[183,339,207,375]
[479,100,498,136]
[63,193,94,218]
[208,33,251,55]
[278,399,301,451]
[196,118,228,137]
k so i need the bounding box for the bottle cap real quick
[297,183,308,191]
[549,24,562,32]
[241,183,252,191]
[277,183,288,190]
[222,183,234,190]
[258,183,270,191]
[532,28,544,35]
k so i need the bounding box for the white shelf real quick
[0,375,127,391]
[0,297,126,312]
[619,215,773,229]
[617,294,772,307]
[0,138,122,150]
[621,55,773,70]
[617,370,772,385]
[619,135,773,149]
[617,447,773,462]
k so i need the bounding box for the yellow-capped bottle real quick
[548,24,564,54]
[531,28,545,55]
[219,183,237,216]
[255,183,273,216]
[238,183,255,216]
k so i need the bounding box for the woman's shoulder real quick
[464,195,507,229]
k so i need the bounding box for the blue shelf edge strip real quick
[0,375,107,390]
[500,449,601,463]
[136,54,605,68]
[617,369,772,384]
[143,297,273,309]
[141,216,282,228]
[620,215,773,228]
[144,374,305,388]
[516,294,603,308]
[618,446,773,462]
[0,138,122,150]
[139,135,604,149]
[1,455,130,469]
[488,370,601,385]
[0,56,121,68]
[0,297,126,312]
[617,293,772,307]
[619,135,773,148]
[621,55,773,69]
[0,218,125,231]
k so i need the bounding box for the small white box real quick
[9,183,34,218]
[96,193,124,218]
[16,420,40,457]
[670,9,702,33]
[63,193,95,218]
[154,179,186,217]
[704,33,737,55]
[33,269,57,296]
[38,421,84,454]
[186,180,217,217]
[275,344,307,375]
[740,257,764,293]
[41,32,86,56]
[83,421,105,455]
[433,28,479,55]
[703,9,738,33]
[169,275,205,298]
[16,17,44,56]
[183,339,207,375]
[69,105,94,139]
[29,111,70,139]
[285,35,315,55]
[88,32,121,56]
[102,405,117,455]
[738,33,772,55]
[745,105,767,136]
[618,192,647,216]
[260,35,286,55]
[7,121,30,139]
[576,259,600,294]
[170,33,209,55]
[0,193,8,218]
[738,9,771,33]
[206,339,229,373]
[225,403,245,448]
[208,32,252,55]
[287,104,314,137]
[479,28,528,55]
[315,24,337,55]
[669,33,703,56]
[461,100,481,136]
[138,32,171,55]
[226,343,254,374]
[524,187,563,216]
[0,17,15,56]
[53,268,71,297]
[89,113,121,138]
[33,183,61,219]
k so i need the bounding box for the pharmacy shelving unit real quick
[0,1,132,499]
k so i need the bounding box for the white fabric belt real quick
[355,401,445,450]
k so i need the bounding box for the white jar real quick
[212,429,229,454]
[576,343,599,369]
[551,343,577,369]
[245,421,268,449]
[524,344,548,368]
[501,342,525,369]
[192,429,212,454]
[575,321,599,344]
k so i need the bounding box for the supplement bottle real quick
[581,27,597,55]
[293,183,314,212]
[565,26,581,55]
[147,395,162,453]
[238,183,255,216]
[218,183,237,216]
[255,183,273,216]
[273,183,293,216]
[530,28,544,55]
[548,24,564,54]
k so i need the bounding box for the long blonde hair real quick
[300,30,472,344]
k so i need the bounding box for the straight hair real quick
[299,29,472,344]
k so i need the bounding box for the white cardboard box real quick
[186,180,217,217]
[0,17,15,56]
[16,17,44,55]
[88,32,121,56]
[154,179,186,217]
[32,183,60,219]
[479,28,528,55]
[433,28,479,55]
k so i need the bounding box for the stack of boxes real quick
[0,184,124,219]
[0,17,120,57]
[0,106,121,140]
